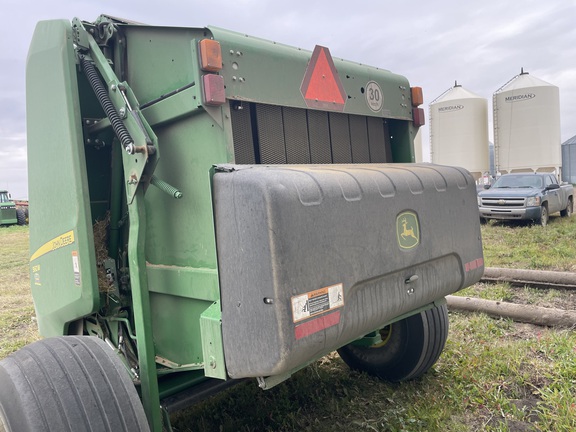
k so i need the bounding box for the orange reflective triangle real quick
[301,46,346,111]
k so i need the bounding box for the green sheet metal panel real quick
[141,96,229,369]
[26,20,99,336]
[118,24,414,120]
[121,26,207,106]
[143,115,229,270]
[209,26,413,120]
[115,25,231,366]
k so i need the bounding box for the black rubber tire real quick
[560,198,573,218]
[15,208,25,226]
[538,204,549,227]
[0,336,149,432]
[337,303,449,382]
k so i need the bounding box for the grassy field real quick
[0,226,38,359]
[1,215,575,431]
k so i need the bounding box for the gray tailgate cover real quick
[213,163,483,378]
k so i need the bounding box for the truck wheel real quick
[337,303,449,382]
[560,198,573,218]
[0,336,150,432]
[538,204,549,227]
[15,208,26,226]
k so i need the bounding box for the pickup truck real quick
[478,173,573,226]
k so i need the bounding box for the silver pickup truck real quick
[478,173,574,226]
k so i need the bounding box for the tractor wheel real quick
[0,336,149,432]
[337,303,449,382]
[560,198,573,218]
[16,208,25,226]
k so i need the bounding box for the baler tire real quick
[15,208,25,226]
[0,336,149,432]
[337,302,449,382]
[560,198,573,218]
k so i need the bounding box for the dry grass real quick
[0,226,39,358]
[93,212,112,292]
[2,217,576,431]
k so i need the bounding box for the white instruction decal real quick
[291,283,344,323]
[72,251,81,286]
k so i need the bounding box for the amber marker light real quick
[199,39,223,72]
[411,86,423,107]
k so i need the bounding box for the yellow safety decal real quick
[30,230,75,262]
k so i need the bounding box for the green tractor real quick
[0,190,26,226]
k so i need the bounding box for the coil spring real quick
[80,56,133,149]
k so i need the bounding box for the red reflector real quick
[294,311,341,340]
[413,107,425,127]
[202,74,225,106]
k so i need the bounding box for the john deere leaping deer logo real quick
[396,211,420,249]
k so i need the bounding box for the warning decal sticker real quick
[291,283,344,323]
[72,251,81,286]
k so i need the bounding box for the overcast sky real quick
[1,0,575,199]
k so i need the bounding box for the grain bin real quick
[430,83,489,180]
[414,129,423,162]
[562,135,576,184]
[493,69,561,175]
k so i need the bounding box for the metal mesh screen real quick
[329,112,352,163]
[256,104,287,164]
[349,115,370,163]
[367,116,387,163]
[283,107,311,164]
[307,110,332,163]
[231,102,392,165]
[230,104,256,164]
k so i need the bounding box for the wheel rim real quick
[541,207,548,226]
[370,325,393,348]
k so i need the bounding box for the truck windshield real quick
[0,192,10,203]
[493,175,543,189]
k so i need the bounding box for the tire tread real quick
[338,302,449,382]
[0,336,149,432]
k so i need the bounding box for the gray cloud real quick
[2,0,575,198]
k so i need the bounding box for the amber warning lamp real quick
[411,86,425,127]
[199,39,223,72]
